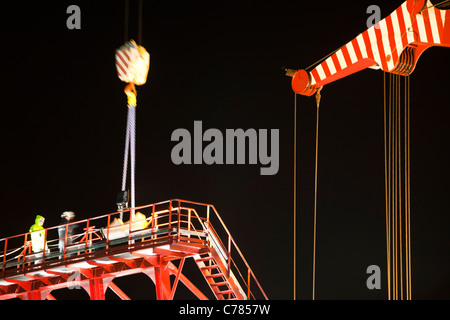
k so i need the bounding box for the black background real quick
[1,0,449,300]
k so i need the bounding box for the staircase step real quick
[201,264,219,270]
[205,273,224,278]
[195,256,214,263]
[218,289,235,295]
[210,281,229,287]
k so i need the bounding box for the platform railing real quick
[0,199,267,300]
[170,199,268,300]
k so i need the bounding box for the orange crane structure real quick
[289,0,449,96]
[287,0,449,300]
[0,199,267,300]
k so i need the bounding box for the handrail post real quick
[22,234,28,271]
[168,200,173,236]
[188,209,191,233]
[247,268,251,299]
[206,205,210,226]
[2,238,8,276]
[42,229,47,264]
[64,224,68,261]
[177,200,181,240]
[227,235,231,278]
[128,209,133,248]
[151,204,156,239]
[84,219,90,255]
[106,214,111,251]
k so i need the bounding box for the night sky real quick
[1,0,449,300]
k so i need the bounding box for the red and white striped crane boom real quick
[290,0,450,96]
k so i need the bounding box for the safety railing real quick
[170,199,268,300]
[0,199,267,300]
[207,206,268,300]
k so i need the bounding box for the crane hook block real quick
[115,40,150,86]
[290,0,450,96]
[125,83,137,107]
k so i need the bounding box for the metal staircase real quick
[195,251,245,300]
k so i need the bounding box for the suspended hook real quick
[124,82,137,107]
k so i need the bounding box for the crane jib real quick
[290,0,450,96]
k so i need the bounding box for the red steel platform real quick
[0,199,267,300]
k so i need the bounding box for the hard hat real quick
[61,211,75,218]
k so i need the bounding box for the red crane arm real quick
[291,0,450,96]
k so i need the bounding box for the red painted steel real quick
[0,199,268,300]
[291,0,450,96]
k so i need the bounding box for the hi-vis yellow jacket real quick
[29,215,48,253]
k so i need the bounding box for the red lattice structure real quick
[0,200,267,300]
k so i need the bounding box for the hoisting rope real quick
[406,74,411,300]
[312,88,321,300]
[121,83,137,192]
[120,83,137,221]
[291,86,321,300]
[124,0,144,42]
[293,93,297,300]
[124,0,129,42]
[119,0,146,219]
[384,72,411,300]
[383,72,391,300]
[138,0,143,45]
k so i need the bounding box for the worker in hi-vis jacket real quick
[29,215,48,264]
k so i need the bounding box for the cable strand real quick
[312,90,321,300]
[294,93,297,300]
